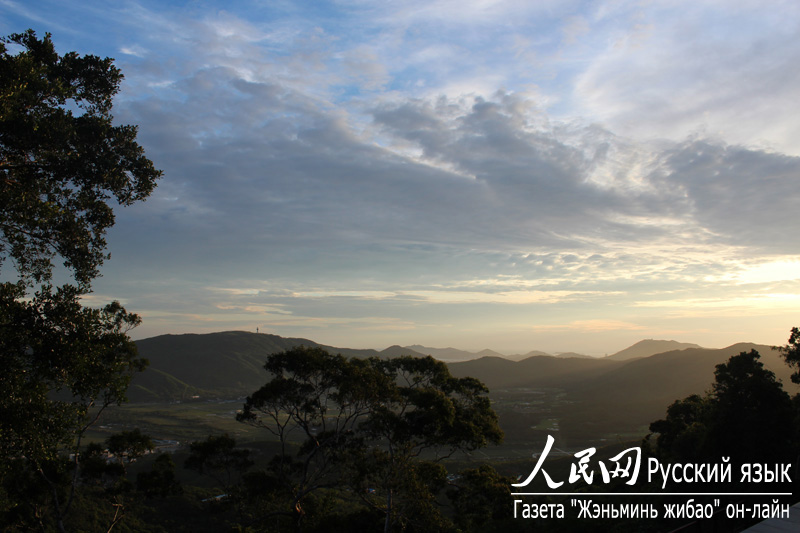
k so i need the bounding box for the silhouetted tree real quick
[775,326,800,384]
[447,464,516,532]
[708,349,794,461]
[0,30,160,287]
[106,429,154,477]
[0,30,160,532]
[136,454,182,498]
[647,394,710,463]
[184,434,253,495]
[237,346,503,532]
[647,348,794,466]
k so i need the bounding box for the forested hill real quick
[128,331,425,402]
[604,339,704,360]
[447,342,799,439]
[565,342,800,428]
[129,332,798,406]
[446,342,796,391]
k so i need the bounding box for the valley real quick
[97,331,799,461]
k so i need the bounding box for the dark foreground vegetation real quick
[2,31,799,532]
[2,334,798,532]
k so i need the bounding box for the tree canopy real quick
[0,30,159,532]
[237,346,503,532]
[0,30,160,287]
[776,327,800,384]
[647,346,796,466]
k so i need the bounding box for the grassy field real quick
[87,398,255,445]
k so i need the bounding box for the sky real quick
[3,0,799,355]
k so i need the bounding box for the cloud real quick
[400,290,615,305]
[7,1,798,352]
[529,319,648,333]
[96,9,798,304]
[633,292,800,319]
[109,48,799,290]
[574,1,800,154]
[733,260,800,284]
[119,44,146,57]
[656,141,800,253]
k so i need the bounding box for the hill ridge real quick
[130,332,795,409]
[606,339,704,361]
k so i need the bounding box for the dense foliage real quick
[647,344,799,473]
[0,30,159,532]
[237,346,504,532]
[0,30,160,287]
[776,326,800,384]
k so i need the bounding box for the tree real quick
[237,346,503,532]
[106,429,155,477]
[184,434,254,495]
[447,464,517,533]
[646,394,710,463]
[775,327,800,384]
[647,349,795,467]
[0,284,144,465]
[136,454,182,499]
[0,30,160,532]
[236,347,388,530]
[707,349,794,461]
[0,282,146,532]
[350,356,503,532]
[1,30,160,287]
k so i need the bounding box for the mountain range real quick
[129,331,796,402]
[129,331,415,402]
[603,339,703,360]
[404,344,589,361]
[126,331,799,446]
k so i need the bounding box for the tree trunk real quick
[384,488,392,533]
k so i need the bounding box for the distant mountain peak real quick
[381,345,427,357]
[606,339,704,361]
[402,345,481,361]
[553,352,594,359]
[475,348,506,358]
